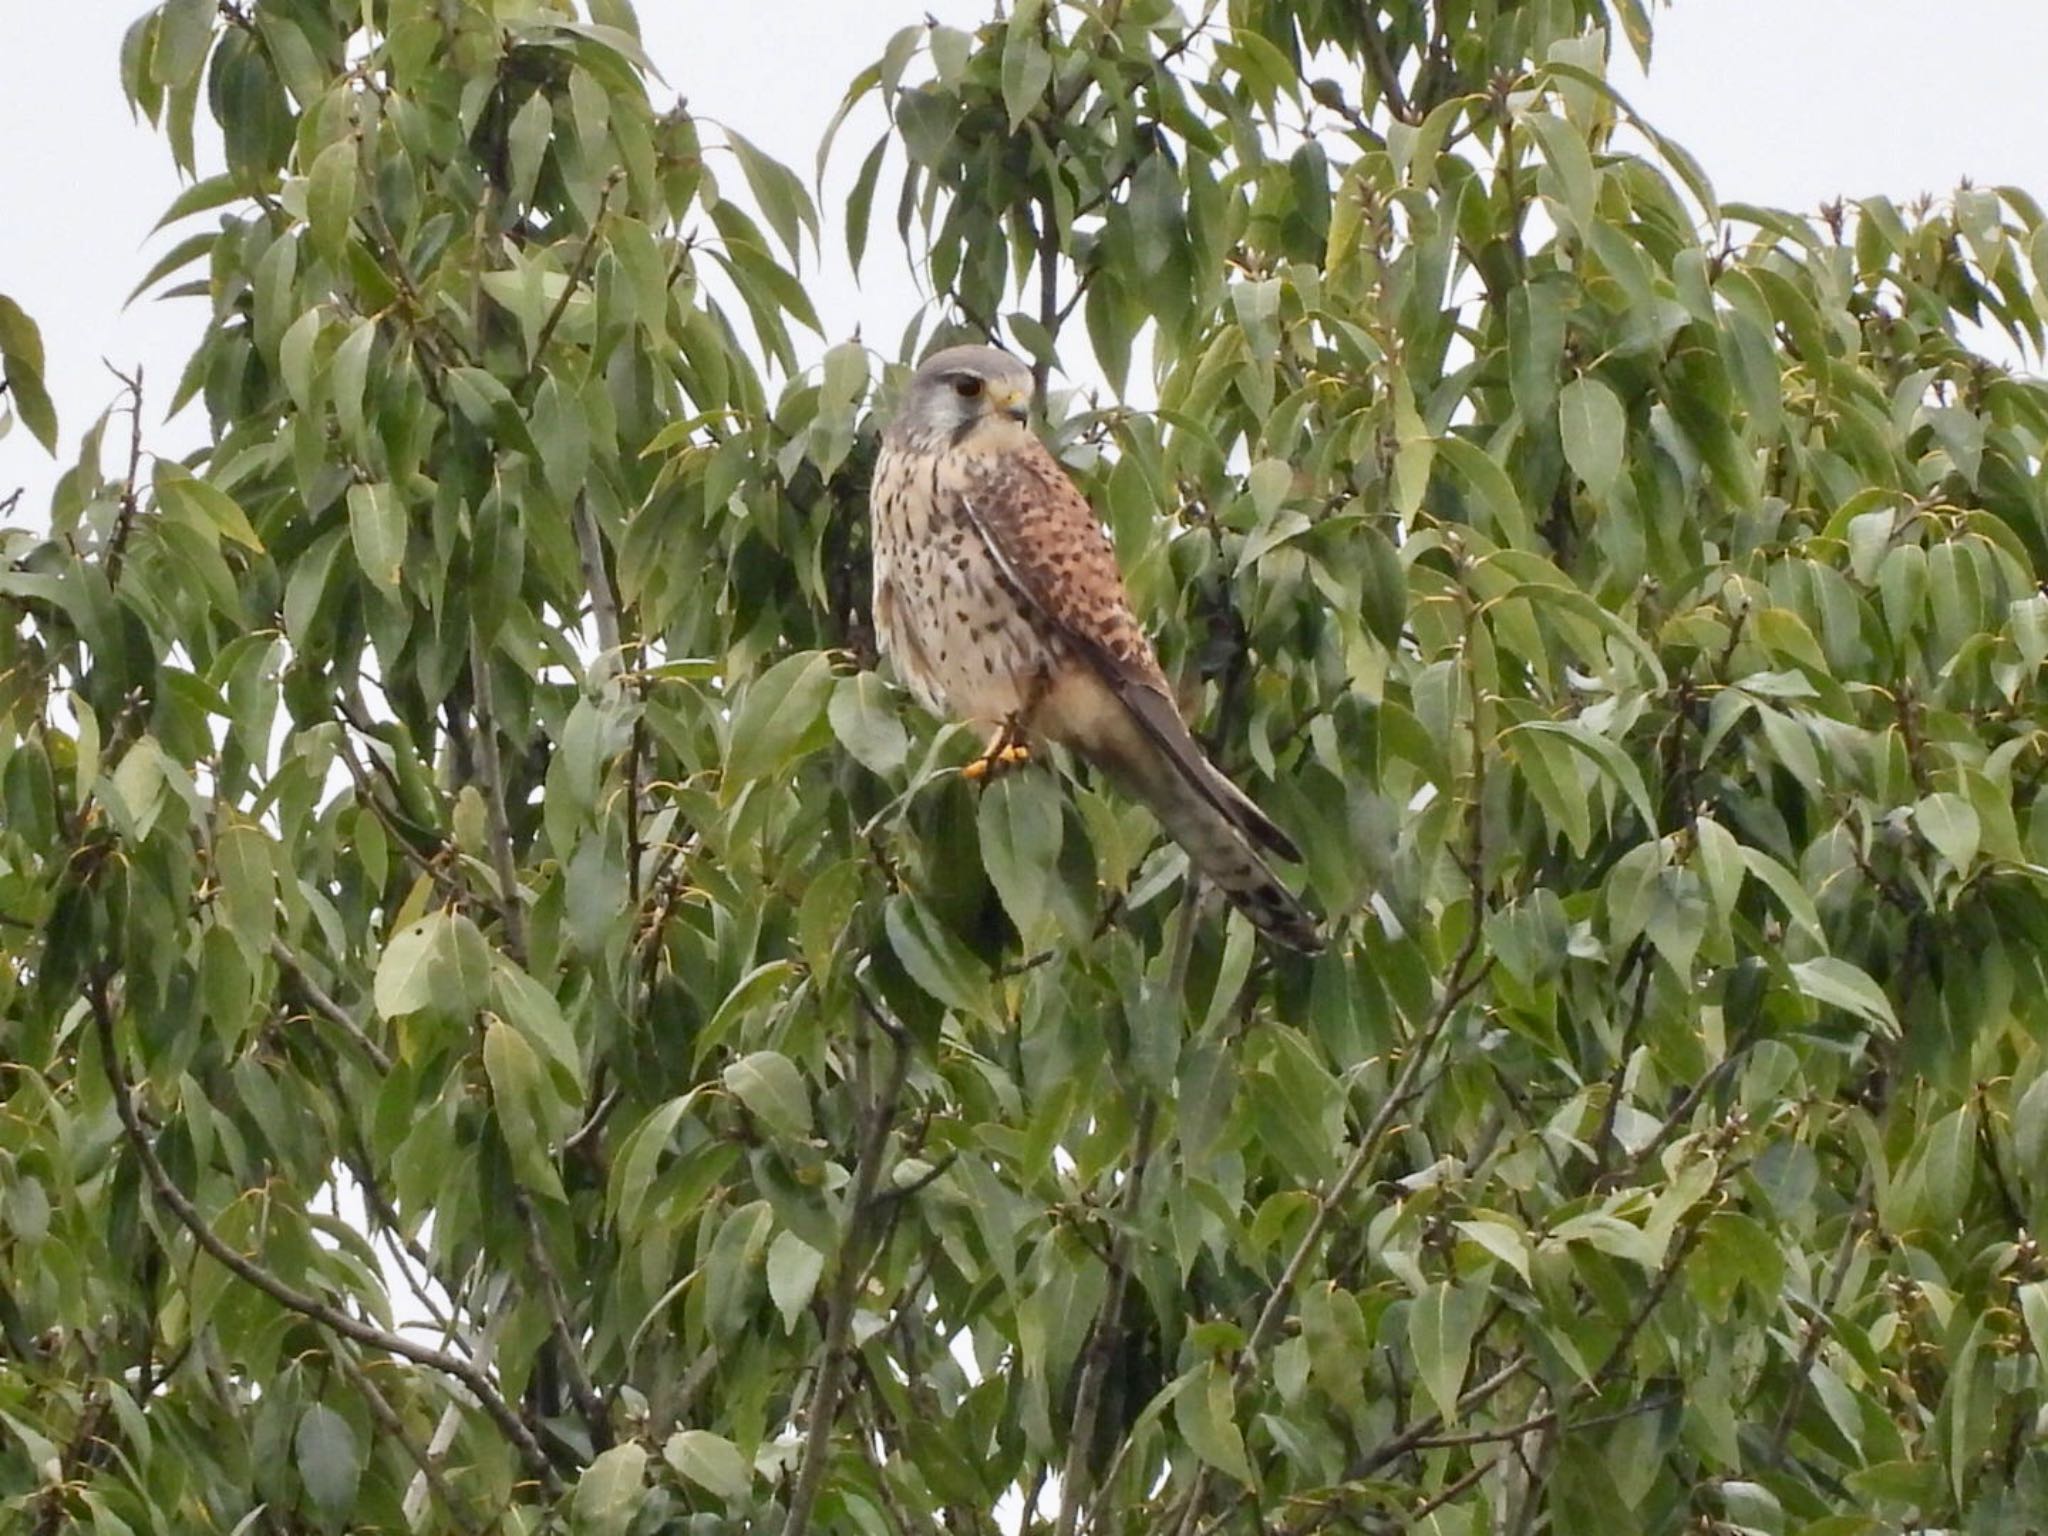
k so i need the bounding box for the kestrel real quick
[870,344,1321,952]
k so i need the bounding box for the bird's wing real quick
[950,437,1301,865]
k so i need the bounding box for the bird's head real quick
[887,344,1034,447]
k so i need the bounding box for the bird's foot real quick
[963,732,1032,783]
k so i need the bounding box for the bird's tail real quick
[1097,717,1322,953]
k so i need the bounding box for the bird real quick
[868,343,1321,952]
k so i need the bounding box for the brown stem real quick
[1057,1100,1158,1536]
[271,937,392,1073]
[1070,895,1200,1534]
[333,1351,484,1536]
[1033,194,1059,400]
[514,1187,610,1449]
[88,972,557,1487]
[466,628,527,962]
[103,364,145,587]
[520,172,621,396]
[570,489,625,680]
[1165,942,1492,1536]
[1765,1173,1873,1464]
[1358,7,1416,125]
[780,990,912,1536]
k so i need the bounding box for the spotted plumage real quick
[870,344,1321,952]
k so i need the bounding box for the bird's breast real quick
[871,443,1062,728]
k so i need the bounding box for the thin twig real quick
[1357,8,1416,125]
[1067,896,1200,1535]
[1168,572,1495,1536]
[565,1084,623,1154]
[514,1187,610,1449]
[103,364,145,587]
[520,171,622,395]
[1241,939,1488,1374]
[271,938,392,1073]
[333,1351,484,1536]
[1058,1099,1158,1535]
[1765,1173,1874,1464]
[1407,1452,1500,1523]
[466,626,527,962]
[570,491,625,683]
[781,988,912,1536]
[1353,1355,1531,1476]
[1033,194,1059,401]
[88,972,557,1487]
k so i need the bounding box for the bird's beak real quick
[986,381,1030,422]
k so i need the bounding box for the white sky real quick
[3,1,2047,509]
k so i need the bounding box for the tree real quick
[7,0,2048,1530]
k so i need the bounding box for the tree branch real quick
[271,937,392,1073]
[1168,577,1495,1534]
[780,987,912,1536]
[514,1187,611,1451]
[570,491,625,683]
[466,627,527,962]
[88,971,558,1489]
[520,171,621,397]
[1358,8,1416,126]
[333,1350,484,1536]
[1067,894,1197,1534]
[1765,1173,1874,1465]
[1058,1098,1158,1536]
[103,364,145,588]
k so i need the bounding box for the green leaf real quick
[1000,32,1052,131]
[1358,524,1409,651]
[1738,846,1826,945]
[1455,1218,1533,1285]
[1434,434,1531,547]
[484,1017,567,1201]
[2019,1281,2048,1381]
[722,1051,813,1140]
[828,671,907,777]
[664,1428,752,1501]
[154,463,264,550]
[213,824,273,961]
[294,1405,361,1522]
[726,651,834,786]
[1408,1280,1485,1423]
[1175,1361,1252,1484]
[1523,110,1597,236]
[1789,957,1898,1035]
[607,1089,703,1235]
[1506,720,1656,834]
[330,318,375,450]
[1913,791,1980,873]
[347,482,406,592]
[727,130,817,264]
[279,305,323,412]
[306,137,356,264]
[844,134,888,273]
[373,912,489,1020]
[0,294,58,452]
[976,773,1063,937]
[506,90,552,212]
[572,1442,647,1536]
[765,1230,824,1333]
[1558,374,1626,499]
[885,894,991,1018]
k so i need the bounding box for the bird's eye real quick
[951,376,984,399]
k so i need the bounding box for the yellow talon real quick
[964,732,1031,784]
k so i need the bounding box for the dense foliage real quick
[8,1,2048,1531]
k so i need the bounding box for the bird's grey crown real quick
[886,344,1034,446]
